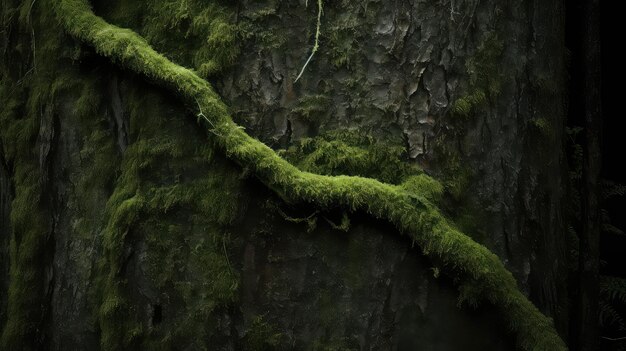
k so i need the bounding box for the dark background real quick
[567,1,626,347]
[566,0,625,278]
[597,0,626,279]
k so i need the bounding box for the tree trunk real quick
[577,0,601,349]
[1,0,572,350]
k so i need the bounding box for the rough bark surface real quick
[219,0,569,334]
[0,0,569,349]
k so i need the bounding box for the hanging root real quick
[295,0,323,83]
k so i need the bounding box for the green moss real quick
[435,32,505,240]
[312,339,358,351]
[243,315,283,351]
[528,117,552,136]
[451,90,487,116]
[291,94,332,122]
[343,235,370,289]
[401,174,445,204]
[280,130,421,184]
[311,289,359,350]
[100,0,239,79]
[0,0,87,347]
[430,134,473,200]
[96,83,242,350]
[272,202,320,233]
[327,24,358,69]
[0,155,49,350]
[237,1,290,52]
[51,1,567,349]
[451,33,504,117]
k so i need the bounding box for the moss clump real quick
[400,174,445,204]
[97,83,242,350]
[311,289,359,350]
[451,90,487,116]
[451,33,504,117]
[238,5,287,51]
[243,315,283,351]
[1,2,242,349]
[291,94,332,122]
[327,24,358,70]
[98,0,240,79]
[280,130,421,184]
[52,1,567,349]
[0,0,89,347]
[0,81,50,349]
[429,132,474,200]
[528,117,552,136]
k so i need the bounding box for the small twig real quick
[275,206,319,232]
[28,0,37,16]
[195,97,225,136]
[295,0,322,83]
[28,0,37,71]
[450,0,460,21]
[602,336,626,341]
[222,234,233,274]
[322,212,350,232]
[195,98,208,122]
[16,67,34,86]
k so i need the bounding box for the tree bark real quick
[0,0,572,349]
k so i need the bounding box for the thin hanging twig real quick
[601,336,626,341]
[295,0,322,83]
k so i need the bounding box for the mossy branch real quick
[53,1,566,350]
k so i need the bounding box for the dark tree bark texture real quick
[0,0,601,350]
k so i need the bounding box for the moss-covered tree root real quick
[53,1,567,350]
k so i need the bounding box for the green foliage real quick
[291,94,332,122]
[436,33,507,243]
[238,5,286,51]
[451,91,486,116]
[451,33,504,117]
[96,84,242,350]
[243,315,283,351]
[567,124,625,340]
[101,0,240,79]
[2,2,242,349]
[52,1,567,349]
[601,277,626,307]
[466,34,504,95]
[0,0,86,347]
[565,126,584,234]
[600,276,626,331]
[281,130,421,184]
[430,134,473,200]
[327,23,357,69]
[528,117,552,136]
[600,180,626,236]
[601,209,625,237]
[401,174,445,204]
[603,180,626,201]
